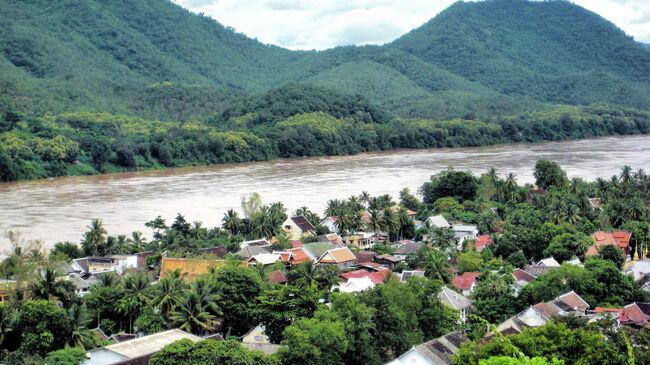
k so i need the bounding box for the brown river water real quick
[1,135,649,252]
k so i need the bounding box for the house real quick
[282,215,317,241]
[474,235,493,252]
[564,257,583,267]
[623,302,650,326]
[537,257,561,268]
[247,253,281,266]
[317,247,357,268]
[495,291,589,335]
[393,242,423,260]
[235,245,269,260]
[588,198,603,209]
[0,280,16,303]
[159,257,226,280]
[354,251,377,265]
[86,329,202,365]
[427,215,450,229]
[340,269,392,285]
[451,225,479,249]
[66,273,100,297]
[386,331,468,365]
[345,232,386,250]
[512,268,536,294]
[314,233,344,246]
[373,254,403,270]
[588,231,632,257]
[390,205,417,221]
[438,286,473,322]
[321,216,340,234]
[72,257,117,275]
[240,239,271,248]
[399,270,426,282]
[302,242,337,260]
[332,277,376,293]
[278,247,313,266]
[451,272,480,296]
[241,325,281,355]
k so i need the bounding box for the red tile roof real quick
[555,291,590,312]
[452,272,480,291]
[512,268,536,283]
[595,307,628,322]
[587,231,631,256]
[341,269,372,280]
[269,270,287,285]
[624,303,650,323]
[475,235,493,251]
[340,269,391,285]
[285,247,311,264]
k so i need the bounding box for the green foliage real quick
[212,265,265,336]
[472,272,520,324]
[279,317,349,365]
[420,169,479,204]
[12,300,72,357]
[258,284,322,343]
[534,160,568,190]
[458,250,483,273]
[149,339,279,365]
[598,245,625,269]
[543,232,591,263]
[44,347,87,365]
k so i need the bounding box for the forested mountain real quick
[1,0,650,182]
[1,0,649,120]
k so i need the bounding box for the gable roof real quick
[334,277,376,293]
[285,247,313,264]
[624,302,650,323]
[90,329,201,360]
[241,238,271,247]
[537,257,560,267]
[248,253,281,266]
[428,215,450,228]
[595,307,628,322]
[452,272,480,291]
[438,286,473,310]
[554,290,590,312]
[303,242,337,259]
[315,233,344,245]
[318,247,357,264]
[474,235,493,251]
[388,332,467,365]
[235,245,269,259]
[394,242,423,255]
[512,268,536,283]
[268,270,287,285]
[289,215,317,233]
[159,257,225,280]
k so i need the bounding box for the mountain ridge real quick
[1,0,649,120]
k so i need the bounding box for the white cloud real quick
[173,0,650,50]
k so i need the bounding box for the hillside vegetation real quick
[0,0,649,181]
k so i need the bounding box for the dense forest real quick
[1,0,650,181]
[1,162,649,364]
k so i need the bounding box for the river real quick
[1,135,649,252]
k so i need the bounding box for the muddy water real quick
[1,135,649,251]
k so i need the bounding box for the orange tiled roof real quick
[318,247,357,264]
[587,231,631,256]
[160,257,226,280]
[475,235,493,251]
[452,272,480,291]
[286,247,312,264]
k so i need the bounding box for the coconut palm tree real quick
[29,268,70,303]
[67,304,95,349]
[150,275,186,320]
[128,231,147,253]
[81,219,107,256]
[288,262,318,288]
[222,209,243,235]
[422,249,451,283]
[316,265,340,290]
[359,191,371,208]
[428,227,456,252]
[169,292,218,335]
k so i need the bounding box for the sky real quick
[172,0,650,50]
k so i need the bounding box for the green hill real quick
[2,0,650,119]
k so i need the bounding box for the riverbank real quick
[2,104,649,183]
[2,134,650,250]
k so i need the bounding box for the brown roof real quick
[512,268,536,283]
[354,251,377,264]
[554,291,590,312]
[319,247,357,264]
[198,246,229,258]
[290,216,316,233]
[394,242,424,255]
[268,270,287,285]
[159,257,226,280]
[532,302,564,319]
[624,303,650,323]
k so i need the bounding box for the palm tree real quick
[169,292,218,335]
[67,304,96,349]
[359,191,371,208]
[29,268,69,303]
[316,266,340,290]
[422,249,451,283]
[0,305,12,349]
[122,274,151,306]
[96,273,120,288]
[222,209,243,235]
[289,262,318,288]
[366,208,381,233]
[380,208,398,237]
[325,199,343,218]
[128,231,147,253]
[81,219,107,256]
[150,275,186,319]
[190,278,222,318]
[114,235,129,254]
[428,227,457,251]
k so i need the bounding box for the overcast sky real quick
[172,0,650,50]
